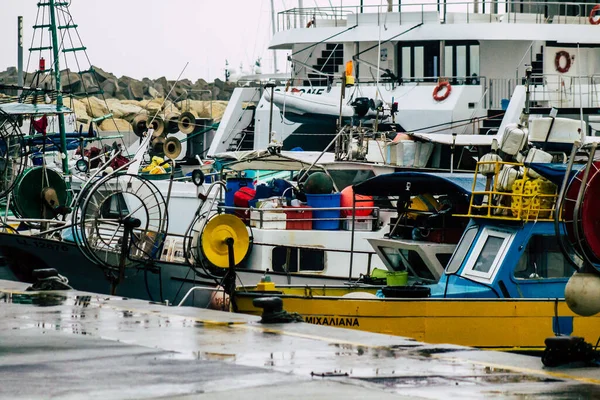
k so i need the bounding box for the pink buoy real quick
[340,186,374,217]
[392,133,413,143]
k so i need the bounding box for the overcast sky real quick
[0,0,291,82]
[0,1,436,82]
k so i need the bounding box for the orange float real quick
[590,5,600,25]
[433,81,451,101]
[340,186,374,217]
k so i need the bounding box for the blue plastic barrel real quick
[306,193,341,230]
[225,178,254,207]
[501,99,510,110]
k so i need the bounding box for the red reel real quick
[563,161,600,263]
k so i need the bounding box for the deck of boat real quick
[1,279,599,399]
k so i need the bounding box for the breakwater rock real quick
[0,66,235,131]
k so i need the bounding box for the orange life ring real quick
[433,81,451,102]
[590,5,600,25]
[555,51,571,73]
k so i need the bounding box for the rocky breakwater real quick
[0,66,237,132]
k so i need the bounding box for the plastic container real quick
[306,193,341,230]
[284,206,312,230]
[250,210,286,229]
[225,177,254,207]
[343,216,373,231]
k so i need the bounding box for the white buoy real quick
[565,272,600,316]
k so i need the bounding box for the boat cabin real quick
[426,160,576,298]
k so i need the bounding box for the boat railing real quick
[278,1,599,31]
[461,160,558,222]
[218,205,381,231]
[530,74,600,109]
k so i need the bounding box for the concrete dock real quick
[1,279,599,399]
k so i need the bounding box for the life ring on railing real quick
[590,5,600,25]
[555,51,571,73]
[432,81,451,102]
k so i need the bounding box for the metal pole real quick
[270,0,279,73]
[298,0,304,27]
[348,192,356,280]
[17,16,23,97]
[267,84,275,143]
[48,0,69,173]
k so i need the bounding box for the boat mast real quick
[17,16,23,97]
[48,0,69,174]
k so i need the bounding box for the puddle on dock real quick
[1,292,67,307]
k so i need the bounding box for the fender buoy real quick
[590,5,600,25]
[555,51,571,73]
[433,81,451,102]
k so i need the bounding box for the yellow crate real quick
[511,177,557,219]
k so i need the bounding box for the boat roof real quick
[272,3,600,49]
[526,162,585,186]
[215,150,336,171]
[353,171,486,196]
[0,103,73,116]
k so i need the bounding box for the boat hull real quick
[234,292,600,350]
[0,232,357,306]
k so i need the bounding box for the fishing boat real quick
[232,151,600,351]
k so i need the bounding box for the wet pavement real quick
[0,279,599,399]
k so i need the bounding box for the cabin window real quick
[462,228,513,282]
[472,236,504,273]
[272,247,325,273]
[379,247,436,281]
[514,235,576,280]
[398,41,440,82]
[443,41,480,83]
[445,225,478,274]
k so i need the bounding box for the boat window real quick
[472,236,504,273]
[444,47,453,78]
[514,235,576,280]
[456,45,467,82]
[271,247,325,273]
[445,226,478,274]
[443,41,479,82]
[379,247,436,281]
[462,228,513,282]
[470,45,480,77]
[414,47,424,80]
[272,247,298,273]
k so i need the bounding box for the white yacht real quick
[211,0,600,159]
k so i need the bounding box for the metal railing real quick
[219,205,380,231]
[463,160,558,222]
[278,1,600,31]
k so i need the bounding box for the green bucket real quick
[370,268,408,286]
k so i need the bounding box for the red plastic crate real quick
[284,206,312,230]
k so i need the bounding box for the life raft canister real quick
[555,51,571,73]
[433,81,451,102]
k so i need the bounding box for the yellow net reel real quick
[201,214,250,268]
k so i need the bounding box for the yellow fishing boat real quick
[234,285,600,351]
[232,154,600,352]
